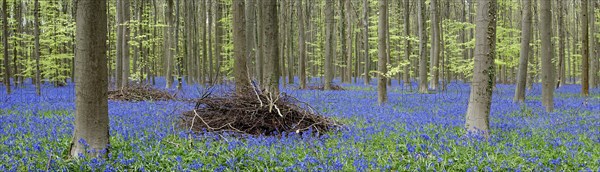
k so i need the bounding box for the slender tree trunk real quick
[201,0,207,84]
[298,0,306,89]
[34,0,41,95]
[363,0,370,85]
[121,0,130,88]
[174,0,182,89]
[539,0,555,112]
[557,0,566,88]
[465,0,497,138]
[377,0,388,104]
[345,0,352,83]
[590,1,599,88]
[429,0,439,90]
[403,0,411,87]
[214,1,223,84]
[165,0,174,88]
[264,0,279,95]
[514,0,532,103]
[256,0,264,85]
[418,0,428,93]
[233,0,250,94]
[324,0,334,90]
[582,0,589,96]
[2,0,9,94]
[246,0,256,81]
[70,0,109,158]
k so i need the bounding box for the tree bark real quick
[165,0,174,88]
[418,0,428,93]
[233,0,251,94]
[264,0,279,95]
[465,0,497,138]
[70,0,109,158]
[34,0,41,95]
[246,0,256,81]
[298,0,306,89]
[402,0,411,87]
[325,0,334,90]
[345,0,352,83]
[514,0,532,103]
[377,0,388,104]
[539,0,555,112]
[121,0,131,88]
[429,0,439,90]
[582,0,589,96]
[214,1,223,84]
[363,0,370,85]
[557,0,566,88]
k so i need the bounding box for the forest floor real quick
[0,78,599,171]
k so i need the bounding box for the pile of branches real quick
[306,84,346,91]
[180,91,341,136]
[108,84,175,101]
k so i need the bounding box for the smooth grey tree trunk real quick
[165,0,174,88]
[539,0,555,112]
[514,0,532,103]
[70,0,109,158]
[465,0,497,138]
[121,0,131,88]
[34,0,41,96]
[264,0,279,95]
[429,0,439,90]
[363,0,370,85]
[377,0,388,104]
[557,0,566,88]
[403,0,411,87]
[418,0,428,93]
[324,0,334,90]
[233,0,251,94]
[298,0,306,89]
[245,0,256,81]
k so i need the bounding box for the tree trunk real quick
[256,0,264,85]
[2,0,9,94]
[403,0,411,87]
[345,0,352,83]
[557,0,566,88]
[246,0,256,81]
[264,0,279,95]
[70,0,109,158]
[590,1,599,88]
[298,0,306,89]
[324,0,334,90]
[418,0,428,93]
[377,0,388,104]
[514,0,532,103]
[233,0,251,94]
[539,0,555,112]
[363,0,370,85]
[165,0,174,88]
[214,1,223,84]
[201,0,207,84]
[429,0,439,90]
[121,0,131,88]
[582,0,589,96]
[465,0,497,138]
[34,0,41,95]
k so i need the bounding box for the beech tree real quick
[539,0,555,112]
[233,0,250,94]
[514,0,532,103]
[377,0,388,104]
[465,0,497,137]
[70,0,109,158]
